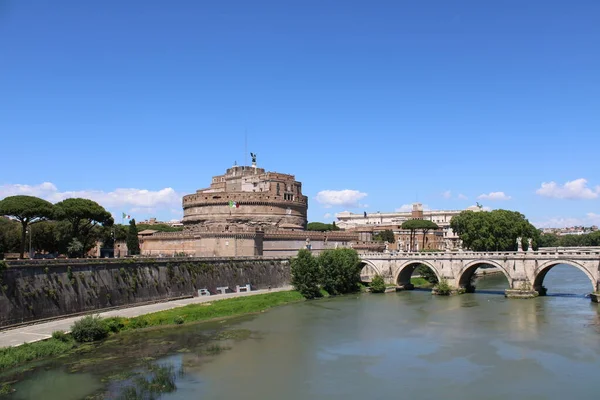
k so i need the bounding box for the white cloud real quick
[323,213,332,219]
[587,213,600,226]
[395,204,412,212]
[0,182,182,215]
[532,213,600,228]
[395,203,429,212]
[442,190,452,199]
[458,193,468,200]
[477,192,511,201]
[315,189,367,208]
[535,178,599,200]
[467,204,492,211]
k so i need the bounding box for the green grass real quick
[126,291,305,327]
[410,277,433,287]
[0,335,77,371]
[0,291,305,372]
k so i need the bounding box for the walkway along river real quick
[2,265,599,399]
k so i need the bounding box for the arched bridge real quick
[359,250,600,298]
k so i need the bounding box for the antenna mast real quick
[244,129,247,166]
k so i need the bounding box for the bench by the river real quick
[236,284,252,293]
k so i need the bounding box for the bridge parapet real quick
[359,250,600,299]
[361,251,600,259]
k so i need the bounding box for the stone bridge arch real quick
[359,260,382,283]
[394,260,442,287]
[533,259,598,293]
[457,259,513,290]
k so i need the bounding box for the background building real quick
[337,203,482,250]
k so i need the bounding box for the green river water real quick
[2,264,600,399]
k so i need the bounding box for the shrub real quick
[318,248,361,295]
[174,316,185,325]
[70,315,108,343]
[51,330,69,342]
[370,274,386,293]
[129,317,149,329]
[290,249,322,299]
[104,317,126,333]
[433,279,452,296]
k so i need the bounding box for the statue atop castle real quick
[250,152,257,166]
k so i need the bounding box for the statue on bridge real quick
[444,239,452,251]
[516,237,522,252]
[527,238,533,252]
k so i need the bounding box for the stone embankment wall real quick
[0,257,290,329]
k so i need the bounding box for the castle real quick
[139,159,380,257]
[182,163,308,232]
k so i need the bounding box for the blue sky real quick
[0,0,598,227]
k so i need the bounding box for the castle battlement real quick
[182,164,308,231]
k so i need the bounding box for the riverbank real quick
[0,289,303,372]
[0,285,292,348]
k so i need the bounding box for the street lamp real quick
[25,227,33,259]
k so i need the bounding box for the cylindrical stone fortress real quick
[182,165,308,232]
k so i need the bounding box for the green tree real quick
[127,219,141,256]
[537,232,560,248]
[419,220,438,249]
[54,198,114,257]
[290,249,322,299]
[401,220,438,251]
[67,238,84,258]
[589,231,600,246]
[318,248,361,295]
[0,217,20,255]
[307,222,340,231]
[450,209,538,251]
[373,229,395,243]
[415,264,438,284]
[0,195,54,258]
[370,274,386,293]
[30,220,70,255]
[99,224,128,249]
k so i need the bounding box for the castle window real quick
[276,183,280,196]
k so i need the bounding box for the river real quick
[3,264,600,399]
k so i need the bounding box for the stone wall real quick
[139,230,361,258]
[0,257,290,329]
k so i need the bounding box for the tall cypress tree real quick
[127,219,140,256]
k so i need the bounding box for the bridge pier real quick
[504,289,538,299]
[504,280,540,299]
